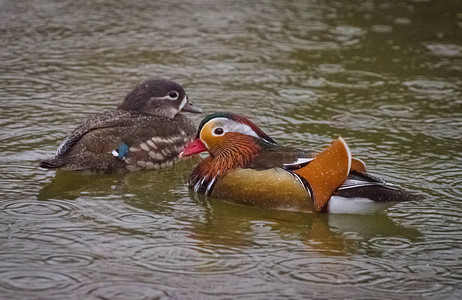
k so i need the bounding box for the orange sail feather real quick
[294,137,351,212]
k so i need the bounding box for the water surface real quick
[1,0,461,298]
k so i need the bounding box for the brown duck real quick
[40,78,202,171]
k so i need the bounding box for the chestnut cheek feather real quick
[190,134,262,191]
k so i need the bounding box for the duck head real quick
[118,78,202,118]
[181,113,277,173]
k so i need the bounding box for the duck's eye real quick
[214,127,224,135]
[168,91,179,99]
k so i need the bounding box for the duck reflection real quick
[37,159,198,202]
[188,192,421,255]
[38,161,421,255]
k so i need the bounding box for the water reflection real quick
[37,159,197,201]
[39,166,421,251]
[37,164,423,279]
[190,192,421,254]
[2,0,462,298]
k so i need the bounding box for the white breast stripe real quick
[206,176,216,195]
[291,171,312,198]
[194,181,201,193]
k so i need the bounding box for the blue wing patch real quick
[112,143,130,161]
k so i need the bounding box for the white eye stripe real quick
[157,92,180,101]
[205,118,260,139]
[157,95,176,100]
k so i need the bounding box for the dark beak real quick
[181,100,202,114]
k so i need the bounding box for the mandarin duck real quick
[40,78,202,171]
[180,113,418,214]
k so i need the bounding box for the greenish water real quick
[1,0,461,298]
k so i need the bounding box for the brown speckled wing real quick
[52,110,195,171]
[56,110,148,156]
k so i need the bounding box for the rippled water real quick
[1,0,461,298]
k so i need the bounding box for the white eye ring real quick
[212,127,225,136]
[168,91,179,100]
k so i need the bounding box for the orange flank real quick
[294,137,351,212]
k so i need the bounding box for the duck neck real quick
[190,136,262,192]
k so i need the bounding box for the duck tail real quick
[336,172,422,203]
[294,137,351,212]
[39,157,64,169]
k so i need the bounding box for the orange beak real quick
[179,138,208,158]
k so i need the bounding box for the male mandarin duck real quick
[40,78,202,171]
[180,113,417,214]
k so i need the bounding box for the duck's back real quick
[40,110,196,171]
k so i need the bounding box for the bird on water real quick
[40,78,202,172]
